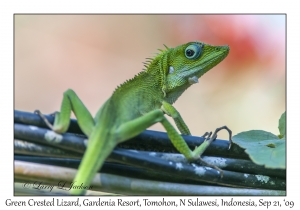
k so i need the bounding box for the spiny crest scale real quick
[114,44,171,93]
[142,44,170,72]
[114,71,145,92]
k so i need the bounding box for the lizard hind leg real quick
[35,89,95,136]
[34,110,57,131]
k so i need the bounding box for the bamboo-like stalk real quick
[14,110,286,195]
[15,161,285,196]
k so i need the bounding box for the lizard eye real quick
[185,44,202,60]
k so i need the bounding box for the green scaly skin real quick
[38,41,230,195]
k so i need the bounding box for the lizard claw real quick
[34,109,55,130]
[211,125,232,150]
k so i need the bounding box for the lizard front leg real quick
[161,101,191,135]
[115,108,225,176]
[161,101,232,148]
[161,101,232,175]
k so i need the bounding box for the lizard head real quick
[162,41,230,104]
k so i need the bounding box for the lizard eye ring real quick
[185,44,202,60]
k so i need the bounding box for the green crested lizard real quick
[36,41,231,195]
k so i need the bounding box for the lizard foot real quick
[211,125,232,150]
[34,110,55,130]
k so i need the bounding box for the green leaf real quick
[232,130,285,169]
[278,111,286,139]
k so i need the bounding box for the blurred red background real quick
[15,15,285,139]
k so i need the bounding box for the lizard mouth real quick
[165,44,229,96]
[184,46,229,79]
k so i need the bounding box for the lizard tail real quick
[70,130,115,195]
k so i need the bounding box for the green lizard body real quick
[38,41,230,195]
